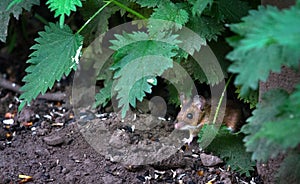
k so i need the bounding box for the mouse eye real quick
[186,113,193,119]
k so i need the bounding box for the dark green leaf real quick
[46,0,82,27]
[201,125,255,176]
[0,0,39,42]
[19,23,83,110]
[227,6,300,95]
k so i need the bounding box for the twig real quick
[0,78,67,101]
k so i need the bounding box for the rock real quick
[34,148,50,157]
[200,153,223,166]
[36,128,49,136]
[43,134,65,146]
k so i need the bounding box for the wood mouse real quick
[174,94,242,144]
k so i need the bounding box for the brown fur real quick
[175,94,242,141]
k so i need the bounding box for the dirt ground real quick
[0,86,264,184]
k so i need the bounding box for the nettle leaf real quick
[148,2,189,35]
[110,33,178,117]
[181,58,207,84]
[214,0,251,23]
[19,23,83,110]
[246,84,300,161]
[254,118,300,150]
[236,87,258,109]
[187,15,224,42]
[130,0,163,8]
[187,0,213,16]
[242,90,289,162]
[114,55,173,118]
[94,80,113,108]
[0,0,39,42]
[277,151,300,183]
[227,5,300,96]
[46,0,82,27]
[201,126,255,177]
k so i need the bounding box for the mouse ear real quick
[179,92,188,104]
[193,95,206,111]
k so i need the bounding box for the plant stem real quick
[110,0,146,19]
[34,13,49,25]
[212,75,233,124]
[77,1,112,34]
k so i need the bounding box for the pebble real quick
[2,119,13,125]
[34,148,50,157]
[36,128,49,136]
[200,153,223,167]
[43,134,65,146]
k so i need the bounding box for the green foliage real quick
[235,87,258,109]
[109,31,179,117]
[79,0,119,45]
[19,23,83,110]
[130,0,163,8]
[0,0,39,42]
[213,0,251,23]
[243,87,300,162]
[6,0,23,10]
[148,1,189,35]
[94,80,113,108]
[187,0,213,16]
[186,15,224,42]
[199,125,255,177]
[46,0,82,28]
[227,5,300,96]
[242,90,288,162]
[277,150,300,183]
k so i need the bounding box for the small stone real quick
[43,134,65,146]
[36,128,49,136]
[200,153,223,166]
[34,148,50,157]
[3,119,14,125]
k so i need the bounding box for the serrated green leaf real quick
[108,31,182,117]
[277,151,300,183]
[148,2,189,35]
[181,58,208,84]
[130,0,163,8]
[129,76,156,107]
[215,0,250,23]
[166,83,180,106]
[114,55,173,118]
[188,0,213,16]
[227,5,300,96]
[46,0,82,27]
[242,90,289,162]
[254,118,300,150]
[6,0,23,10]
[19,23,83,110]
[187,15,224,42]
[236,87,258,109]
[94,80,113,108]
[201,125,255,177]
[0,0,39,42]
[244,84,300,162]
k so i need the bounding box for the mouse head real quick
[175,94,207,130]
